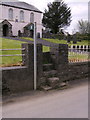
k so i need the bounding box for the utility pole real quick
[34,22,37,90]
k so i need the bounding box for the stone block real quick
[47,77,59,88]
[43,70,58,77]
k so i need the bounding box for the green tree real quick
[42,0,71,34]
[78,19,90,34]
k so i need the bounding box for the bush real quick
[42,32,65,40]
[75,33,89,41]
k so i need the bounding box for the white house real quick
[0,1,43,38]
[88,1,90,22]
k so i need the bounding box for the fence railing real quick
[69,45,90,50]
[0,48,25,57]
[68,45,90,63]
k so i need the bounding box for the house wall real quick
[0,5,43,37]
[0,5,2,20]
[88,1,90,22]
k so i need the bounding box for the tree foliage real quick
[78,19,90,34]
[42,1,72,34]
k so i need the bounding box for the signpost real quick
[28,23,34,30]
[34,22,37,90]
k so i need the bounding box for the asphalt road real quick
[2,82,88,118]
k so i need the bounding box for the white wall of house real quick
[88,1,90,22]
[0,5,43,37]
[0,5,2,19]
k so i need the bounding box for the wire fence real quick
[0,48,25,57]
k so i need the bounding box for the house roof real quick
[0,1,42,13]
[0,19,12,26]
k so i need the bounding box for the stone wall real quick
[2,43,43,95]
[2,67,33,94]
[58,62,89,82]
[1,43,89,95]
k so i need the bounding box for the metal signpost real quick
[34,22,37,90]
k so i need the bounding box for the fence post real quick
[0,23,2,37]
[37,44,43,87]
[50,44,68,67]
[22,43,43,89]
[50,44,68,82]
[22,43,34,68]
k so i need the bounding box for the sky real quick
[19,0,89,34]
[1,0,89,34]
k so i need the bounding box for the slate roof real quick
[0,1,42,13]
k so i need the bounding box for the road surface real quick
[2,83,88,118]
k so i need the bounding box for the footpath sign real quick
[28,23,34,30]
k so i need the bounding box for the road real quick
[2,83,88,118]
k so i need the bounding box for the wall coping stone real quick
[69,61,89,66]
[0,66,27,70]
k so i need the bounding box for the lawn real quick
[42,38,89,46]
[22,37,89,46]
[0,38,26,66]
[0,37,89,67]
[68,52,89,61]
[0,38,50,67]
[21,37,34,41]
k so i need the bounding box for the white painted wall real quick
[0,5,2,20]
[88,2,90,22]
[0,4,43,37]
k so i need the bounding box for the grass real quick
[0,38,26,66]
[21,37,34,41]
[43,46,50,52]
[21,37,50,52]
[0,38,50,66]
[68,52,89,61]
[42,38,89,46]
[0,37,89,67]
[22,37,89,46]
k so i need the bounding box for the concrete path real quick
[1,37,57,47]
[2,82,88,118]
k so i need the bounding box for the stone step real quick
[40,85,52,91]
[43,70,58,77]
[43,63,54,71]
[59,82,68,87]
[47,77,59,88]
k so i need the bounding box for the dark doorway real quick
[30,30,34,38]
[3,24,9,36]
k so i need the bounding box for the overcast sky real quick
[1,0,89,34]
[19,0,89,34]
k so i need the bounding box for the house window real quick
[8,8,13,20]
[20,10,24,22]
[30,12,34,23]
